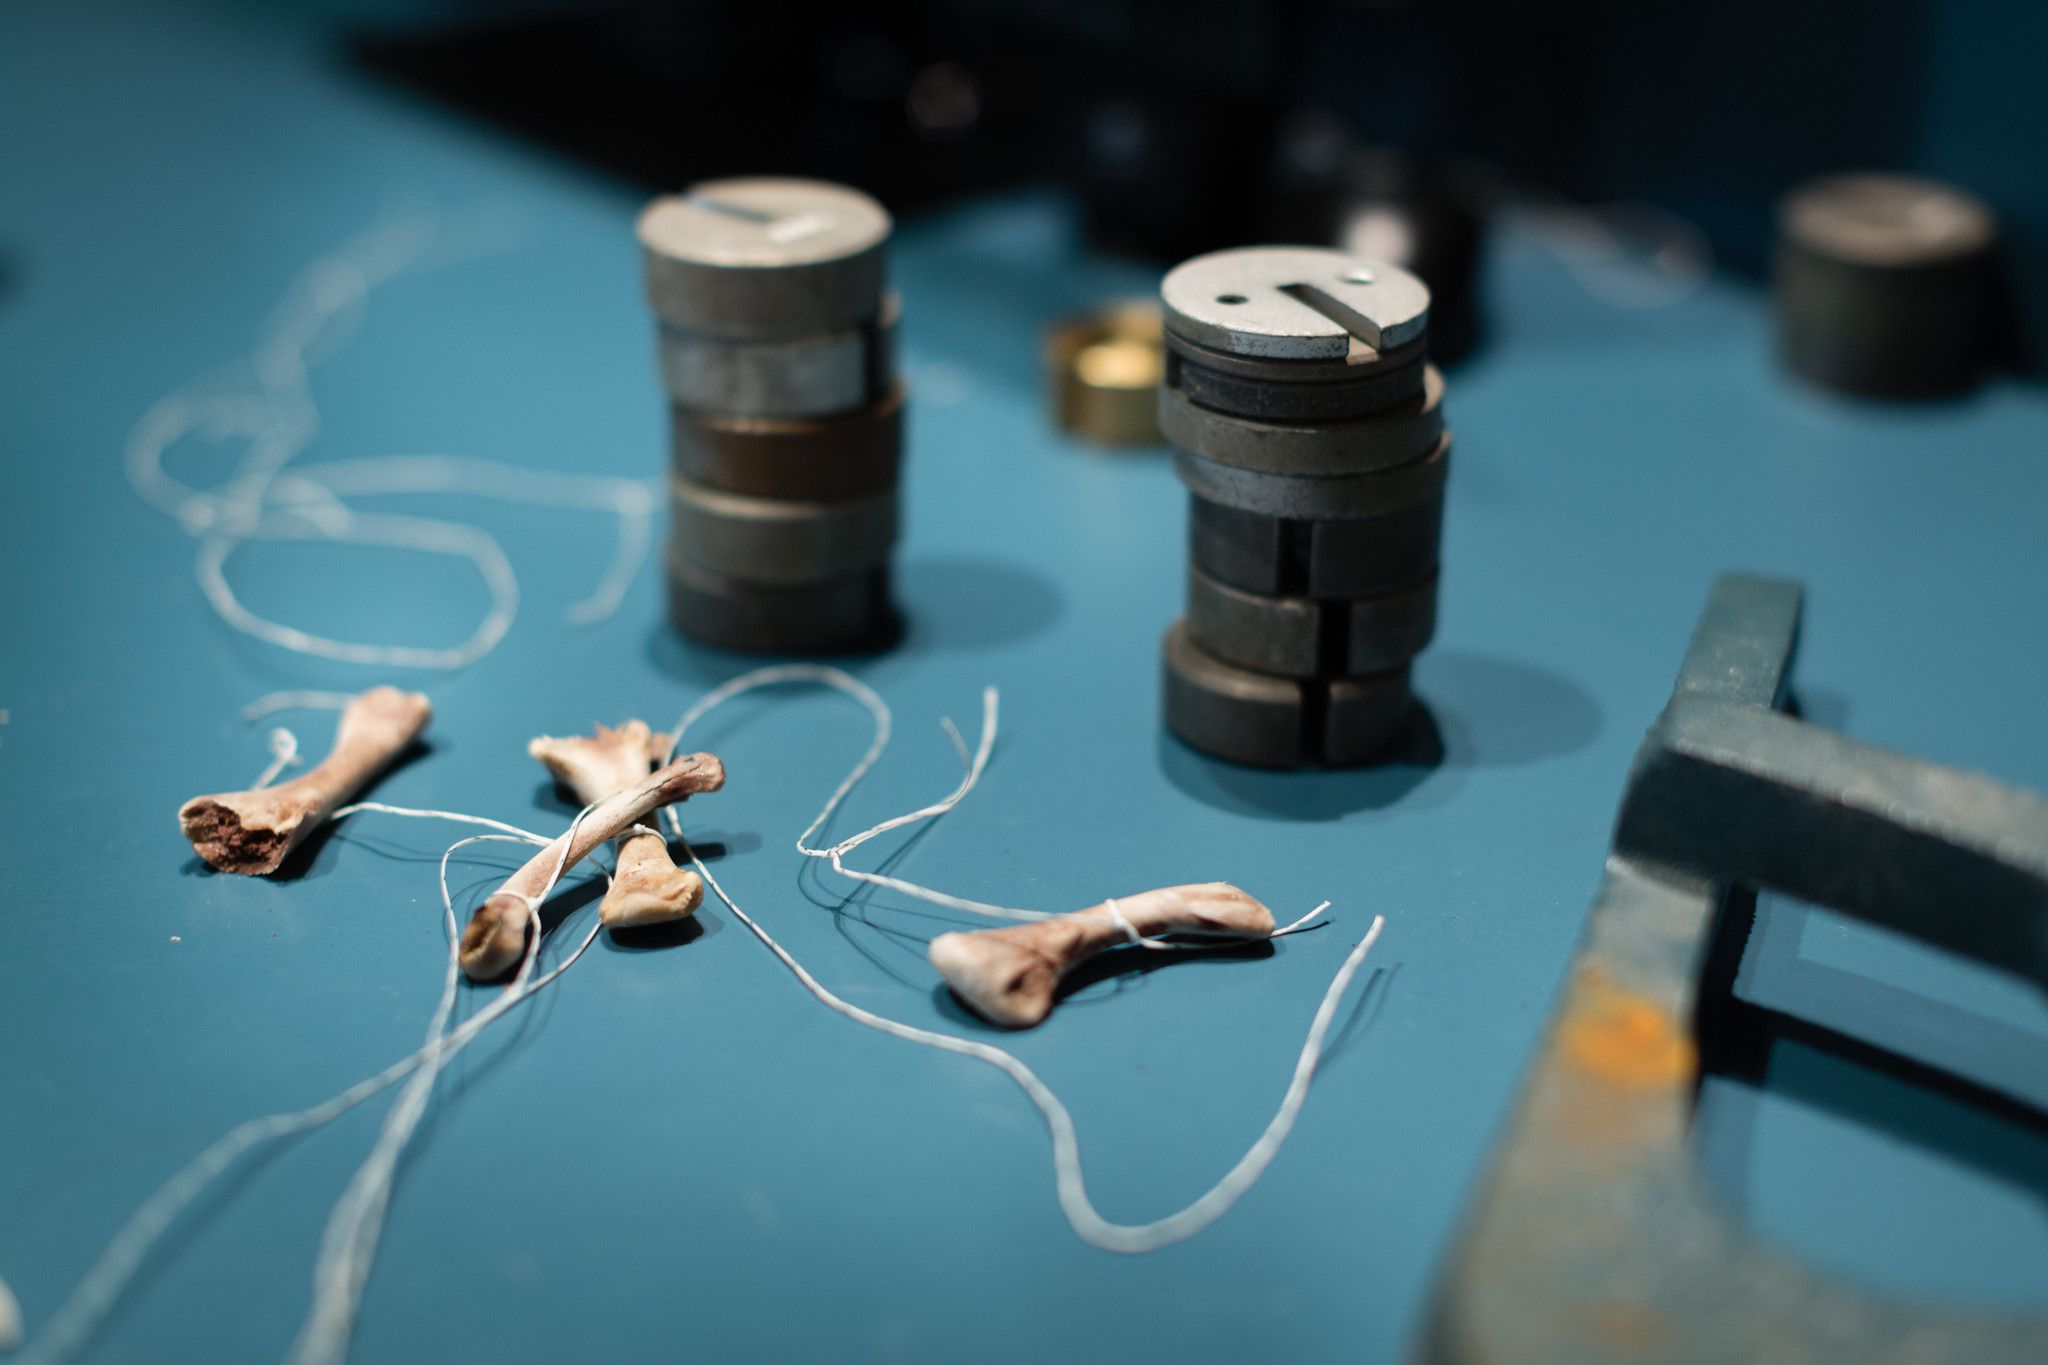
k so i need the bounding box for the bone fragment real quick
[928,882,1278,1028]
[178,687,431,875]
[527,721,705,930]
[459,752,725,981]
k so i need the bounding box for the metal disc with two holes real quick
[1161,620,1413,768]
[1161,247,1431,359]
[1175,435,1448,520]
[670,477,899,585]
[1185,565,1438,678]
[639,178,891,339]
[1159,365,1444,474]
[666,545,895,654]
[657,294,898,419]
[671,385,904,500]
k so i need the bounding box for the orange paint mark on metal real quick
[1580,1301,1676,1355]
[1558,969,1695,1090]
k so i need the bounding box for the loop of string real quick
[660,664,1385,1255]
[251,728,302,789]
[125,213,656,672]
[15,802,612,1365]
[20,671,1384,1361]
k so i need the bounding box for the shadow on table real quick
[643,552,1064,687]
[1158,650,1602,822]
[928,937,1280,1035]
[896,553,1064,653]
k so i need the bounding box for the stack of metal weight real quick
[1157,247,1448,768]
[638,177,904,653]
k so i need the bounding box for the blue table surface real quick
[3,2,2046,1361]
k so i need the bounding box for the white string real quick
[661,668,1386,1253]
[286,805,607,1365]
[123,214,656,671]
[243,691,359,722]
[680,666,1330,946]
[250,728,302,789]
[1456,164,1713,310]
[12,808,604,1365]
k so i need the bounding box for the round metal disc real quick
[1160,247,1430,360]
[1780,174,1997,270]
[1174,434,1449,520]
[1184,564,1438,678]
[1774,174,1999,397]
[670,477,899,584]
[1167,351,1427,421]
[1161,619,1307,768]
[1159,365,1444,475]
[1187,492,1444,600]
[666,545,895,655]
[671,385,904,500]
[1161,621,1414,768]
[1162,327,1426,386]
[657,293,897,418]
[1323,667,1415,766]
[639,178,891,338]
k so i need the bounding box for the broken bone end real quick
[459,894,531,981]
[176,794,303,876]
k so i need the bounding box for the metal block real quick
[670,384,903,500]
[1161,247,1430,359]
[639,178,890,339]
[1175,434,1448,520]
[1159,365,1443,475]
[670,477,898,585]
[1187,493,1443,599]
[1424,573,2048,1365]
[1184,564,1437,678]
[657,294,897,419]
[1776,173,1998,398]
[666,544,894,655]
[1161,621,1413,769]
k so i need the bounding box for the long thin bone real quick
[928,882,1278,1028]
[179,687,431,875]
[458,752,725,980]
[528,721,705,930]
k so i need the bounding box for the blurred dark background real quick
[317,0,2047,372]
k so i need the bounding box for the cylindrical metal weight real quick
[670,477,898,585]
[1159,365,1443,475]
[1174,434,1448,520]
[1775,173,1999,398]
[639,178,891,340]
[1162,621,1414,768]
[1184,565,1438,678]
[671,385,904,500]
[657,294,897,418]
[666,544,894,654]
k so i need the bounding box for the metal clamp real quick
[1424,574,2048,1364]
